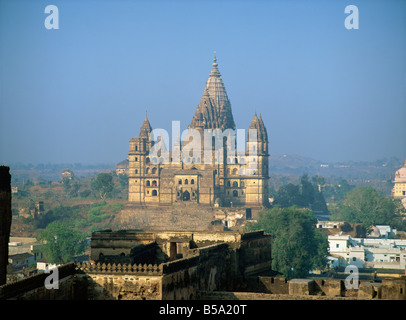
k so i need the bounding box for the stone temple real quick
[127,57,269,208]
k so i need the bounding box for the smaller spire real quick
[249,112,260,129]
[139,110,152,138]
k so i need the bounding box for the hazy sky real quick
[1,0,405,165]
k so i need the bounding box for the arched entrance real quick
[182,190,190,201]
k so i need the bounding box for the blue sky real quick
[1,0,405,165]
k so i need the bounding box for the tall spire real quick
[189,56,235,130]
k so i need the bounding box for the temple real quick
[127,57,269,207]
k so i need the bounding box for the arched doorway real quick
[182,190,190,201]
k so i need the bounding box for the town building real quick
[392,160,406,208]
[115,159,129,176]
[328,233,406,271]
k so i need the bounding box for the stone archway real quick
[182,190,190,201]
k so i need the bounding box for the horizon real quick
[5,152,404,169]
[1,0,405,165]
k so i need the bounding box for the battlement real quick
[76,262,163,276]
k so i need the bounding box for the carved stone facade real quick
[127,57,269,207]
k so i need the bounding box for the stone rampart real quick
[0,263,77,299]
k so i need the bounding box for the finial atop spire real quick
[209,54,221,78]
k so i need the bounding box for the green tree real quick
[90,173,114,200]
[37,221,88,264]
[245,206,329,279]
[118,173,128,188]
[62,177,71,193]
[330,186,401,230]
[273,174,328,214]
[299,174,315,207]
[273,183,301,207]
[69,181,80,198]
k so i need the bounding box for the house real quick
[328,233,406,270]
[8,238,43,267]
[368,225,397,239]
[8,253,35,270]
[328,234,365,268]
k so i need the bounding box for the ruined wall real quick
[381,277,406,300]
[255,276,406,299]
[257,276,289,294]
[0,263,79,300]
[161,243,232,299]
[76,262,163,300]
[0,166,12,286]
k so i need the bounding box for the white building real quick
[328,233,406,270]
[368,225,397,238]
[328,234,365,268]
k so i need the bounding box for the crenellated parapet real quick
[75,262,163,276]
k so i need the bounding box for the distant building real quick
[61,169,74,180]
[392,160,406,208]
[30,201,45,219]
[116,159,129,176]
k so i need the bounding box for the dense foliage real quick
[273,174,329,214]
[37,221,88,264]
[245,206,329,279]
[330,186,406,231]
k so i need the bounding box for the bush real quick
[111,202,125,213]
[79,189,92,198]
[88,207,110,223]
[91,201,107,208]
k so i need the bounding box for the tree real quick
[62,177,71,193]
[273,183,301,207]
[37,221,88,264]
[299,174,315,207]
[90,173,114,200]
[245,206,329,279]
[273,174,329,214]
[118,173,128,188]
[330,186,400,230]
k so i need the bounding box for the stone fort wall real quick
[2,260,405,300]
